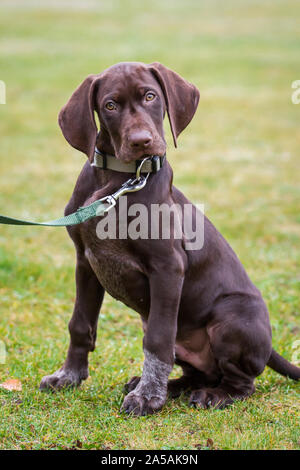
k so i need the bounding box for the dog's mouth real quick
[117,143,166,164]
[112,128,166,163]
[118,152,164,164]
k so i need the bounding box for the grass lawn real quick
[0,0,299,450]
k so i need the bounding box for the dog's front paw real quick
[121,390,166,416]
[39,367,88,391]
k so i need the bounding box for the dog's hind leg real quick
[40,251,104,391]
[168,358,220,398]
[189,300,272,409]
[189,361,256,409]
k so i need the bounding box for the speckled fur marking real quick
[122,349,172,409]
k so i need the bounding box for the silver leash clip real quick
[99,157,151,214]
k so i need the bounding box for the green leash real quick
[0,158,151,228]
[0,198,110,227]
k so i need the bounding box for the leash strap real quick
[0,156,153,227]
[0,198,110,227]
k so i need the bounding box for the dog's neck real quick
[91,153,173,203]
[94,131,171,197]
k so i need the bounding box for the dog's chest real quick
[84,242,149,311]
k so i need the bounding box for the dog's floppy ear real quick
[148,62,200,147]
[58,74,102,161]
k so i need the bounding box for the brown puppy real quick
[40,62,299,415]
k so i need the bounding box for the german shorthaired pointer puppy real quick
[40,62,299,415]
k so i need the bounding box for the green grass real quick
[0,0,299,450]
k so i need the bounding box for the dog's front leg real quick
[121,266,184,416]
[40,251,104,390]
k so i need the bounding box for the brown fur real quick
[40,62,299,415]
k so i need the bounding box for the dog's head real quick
[59,62,200,163]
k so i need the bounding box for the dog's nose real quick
[128,131,153,150]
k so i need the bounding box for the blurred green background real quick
[0,0,299,450]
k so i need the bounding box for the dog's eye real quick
[105,101,116,111]
[145,92,155,102]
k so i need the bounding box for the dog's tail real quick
[267,348,300,380]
